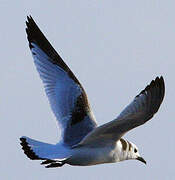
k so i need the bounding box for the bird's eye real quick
[134,148,137,153]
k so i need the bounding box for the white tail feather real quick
[20,136,70,160]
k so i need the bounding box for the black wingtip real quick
[26,15,33,27]
[26,15,33,23]
[25,15,55,52]
[141,76,165,114]
[25,15,83,86]
[25,15,45,50]
[140,76,165,94]
[20,137,41,160]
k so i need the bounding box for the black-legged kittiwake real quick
[20,16,165,168]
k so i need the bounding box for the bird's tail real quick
[20,136,69,168]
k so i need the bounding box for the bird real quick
[20,16,165,168]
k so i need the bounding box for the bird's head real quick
[127,142,146,165]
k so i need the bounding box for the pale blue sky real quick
[1,0,175,179]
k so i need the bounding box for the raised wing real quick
[26,16,97,146]
[79,77,165,146]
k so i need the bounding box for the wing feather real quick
[26,16,97,146]
[79,77,165,146]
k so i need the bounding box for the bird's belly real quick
[67,146,115,166]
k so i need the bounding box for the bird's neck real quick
[114,138,131,162]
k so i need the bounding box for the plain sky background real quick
[1,0,175,179]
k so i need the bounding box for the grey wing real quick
[26,16,97,146]
[79,77,165,146]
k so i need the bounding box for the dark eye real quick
[134,148,137,153]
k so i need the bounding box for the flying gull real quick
[20,16,165,168]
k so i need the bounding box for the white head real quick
[120,139,146,164]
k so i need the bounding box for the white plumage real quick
[20,16,165,168]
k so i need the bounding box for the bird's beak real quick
[137,157,146,164]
